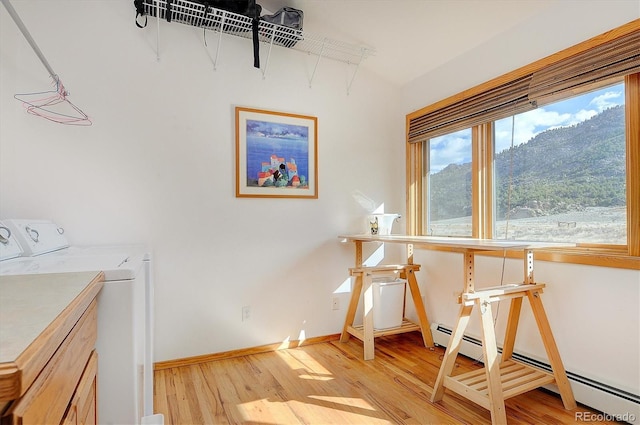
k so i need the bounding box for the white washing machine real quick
[0,219,161,425]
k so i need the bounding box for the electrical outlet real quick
[242,305,250,321]
[332,297,340,310]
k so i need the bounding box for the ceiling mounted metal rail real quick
[2,0,56,80]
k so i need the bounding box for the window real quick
[407,21,640,268]
[493,82,627,245]
[426,129,472,236]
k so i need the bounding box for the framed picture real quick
[235,107,318,199]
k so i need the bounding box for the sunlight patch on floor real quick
[306,395,377,411]
[237,396,391,424]
[297,373,334,381]
[272,349,337,380]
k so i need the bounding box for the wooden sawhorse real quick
[340,264,434,360]
[430,281,576,424]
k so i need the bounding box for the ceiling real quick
[259,0,557,87]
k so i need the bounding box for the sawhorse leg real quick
[339,271,375,360]
[527,289,576,410]
[362,272,375,360]
[431,303,473,402]
[501,291,576,410]
[478,297,507,424]
[402,268,434,347]
[501,297,523,363]
[340,274,362,342]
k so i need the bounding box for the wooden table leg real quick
[527,290,577,410]
[501,297,523,363]
[479,297,507,424]
[464,250,475,293]
[524,249,534,284]
[340,273,363,342]
[362,272,375,360]
[404,268,434,347]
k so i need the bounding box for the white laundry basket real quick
[372,276,406,330]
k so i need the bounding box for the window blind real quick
[408,76,535,143]
[408,26,640,144]
[529,30,640,104]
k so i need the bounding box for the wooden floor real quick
[154,332,616,424]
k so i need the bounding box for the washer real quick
[0,219,159,425]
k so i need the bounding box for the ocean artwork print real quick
[245,119,310,189]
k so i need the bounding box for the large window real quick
[407,21,639,269]
[493,82,627,244]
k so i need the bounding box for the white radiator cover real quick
[431,323,640,424]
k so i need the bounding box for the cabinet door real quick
[61,350,98,425]
[1,301,97,425]
[61,406,77,425]
[75,351,98,425]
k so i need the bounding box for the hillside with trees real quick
[430,105,626,220]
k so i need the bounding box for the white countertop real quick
[0,271,102,363]
[338,234,575,251]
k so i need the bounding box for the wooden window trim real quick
[626,72,640,257]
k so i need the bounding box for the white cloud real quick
[429,130,471,173]
[590,90,622,112]
[494,107,598,153]
[572,109,598,123]
[495,108,566,152]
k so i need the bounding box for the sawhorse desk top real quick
[339,234,572,251]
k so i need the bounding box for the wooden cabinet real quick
[0,272,104,425]
[62,350,98,425]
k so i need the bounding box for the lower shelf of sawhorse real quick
[444,359,556,411]
[345,319,422,342]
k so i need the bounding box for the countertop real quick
[338,234,575,250]
[0,271,104,401]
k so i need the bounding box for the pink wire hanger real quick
[14,76,92,126]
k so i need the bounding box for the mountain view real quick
[429,105,627,243]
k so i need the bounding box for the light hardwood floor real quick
[154,332,616,424]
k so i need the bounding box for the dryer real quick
[0,219,160,425]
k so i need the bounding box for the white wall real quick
[0,0,405,361]
[400,0,640,401]
[1,2,638,404]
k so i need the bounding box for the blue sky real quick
[429,82,626,173]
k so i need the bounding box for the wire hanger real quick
[14,76,92,126]
[2,0,92,126]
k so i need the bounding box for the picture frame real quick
[235,107,318,199]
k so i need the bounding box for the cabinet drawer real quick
[2,300,97,425]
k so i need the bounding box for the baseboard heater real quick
[431,323,640,424]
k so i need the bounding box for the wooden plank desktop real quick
[338,234,572,251]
